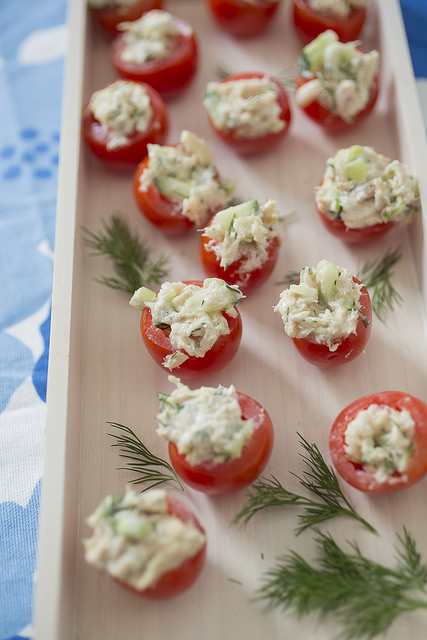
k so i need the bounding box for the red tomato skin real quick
[82,82,168,170]
[206,72,292,156]
[317,208,395,244]
[206,0,280,38]
[114,495,206,598]
[292,0,367,44]
[111,16,198,100]
[168,392,274,494]
[295,72,379,134]
[330,391,427,494]
[199,227,281,294]
[139,281,243,380]
[291,278,372,368]
[89,0,164,35]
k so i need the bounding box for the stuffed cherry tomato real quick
[274,259,372,368]
[206,0,280,38]
[88,0,163,35]
[295,30,379,134]
[133,130,236,235]
[111,10,198,100]
[330,391,427,494]
[315,145,419,244]
[84,487,206,598]
[292,0,367,44]
[156,377,274,494]
[203,72,291,156]
[130,278,244,379]
[82,79,168,170]
[200,199,281,295]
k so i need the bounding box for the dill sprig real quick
[83,214,169,294]
[357,245,403,322]
[233,434,376,534]
[257,527,427,640]
[107,422,184,491]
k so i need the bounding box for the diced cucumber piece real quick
[346,145,365,162]
[318,261,340,304]
[129,286,157,310]
[302,30,338,72]
[214,200,260,232]
[346,157,369,181]
[154,175,192,199]
[115,512,150,541]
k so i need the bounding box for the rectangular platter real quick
[34,1,427,638]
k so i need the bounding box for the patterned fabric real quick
[0,1,424,638]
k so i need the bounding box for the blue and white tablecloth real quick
[0,1,425,638]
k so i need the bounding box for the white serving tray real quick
[34,1,427,638]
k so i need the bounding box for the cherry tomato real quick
[199,221,281,294]
[168,392,274,494]
[89,0,163,35]
[206,0,280,38]
[330,391,427,494]
[115,495,206,598]
[111,14,198,100]
[139,280,243,379]
[82,81,168,170]
[291,277,372,368]
[295,71,379,134]
[133,149,227,235]
[205,72,291,155]
[292,0,367,44]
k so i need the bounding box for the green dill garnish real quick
[83,214,169,294]
[257,527,427,640]
[357,245,403,322]
[107,422,184,491]
[233,434,376,534]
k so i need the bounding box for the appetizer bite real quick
[130,278,244,379]
[206,0,281,38]
[315,145,420,244]
[156,377,274,494]
[330,391,427,493]
[274,259,372,368]
[84,487,206,598]
[199,199,281,294]
[203,72,292,155]
[292,0,367,44]
[133,130,236,234]
[82,79,168,169]
[295,30,379,133]
[88,0,163,35]
[111,10,198,100]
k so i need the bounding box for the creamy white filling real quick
[156,376,257,465]
[89,80,152,150]
[203,77,285,138]
[118,10,182,64]
[344,404,415,483]
[274,260,362,350]
[84,487,205,591]
[315,146,420,228]
[308,0,366,19]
